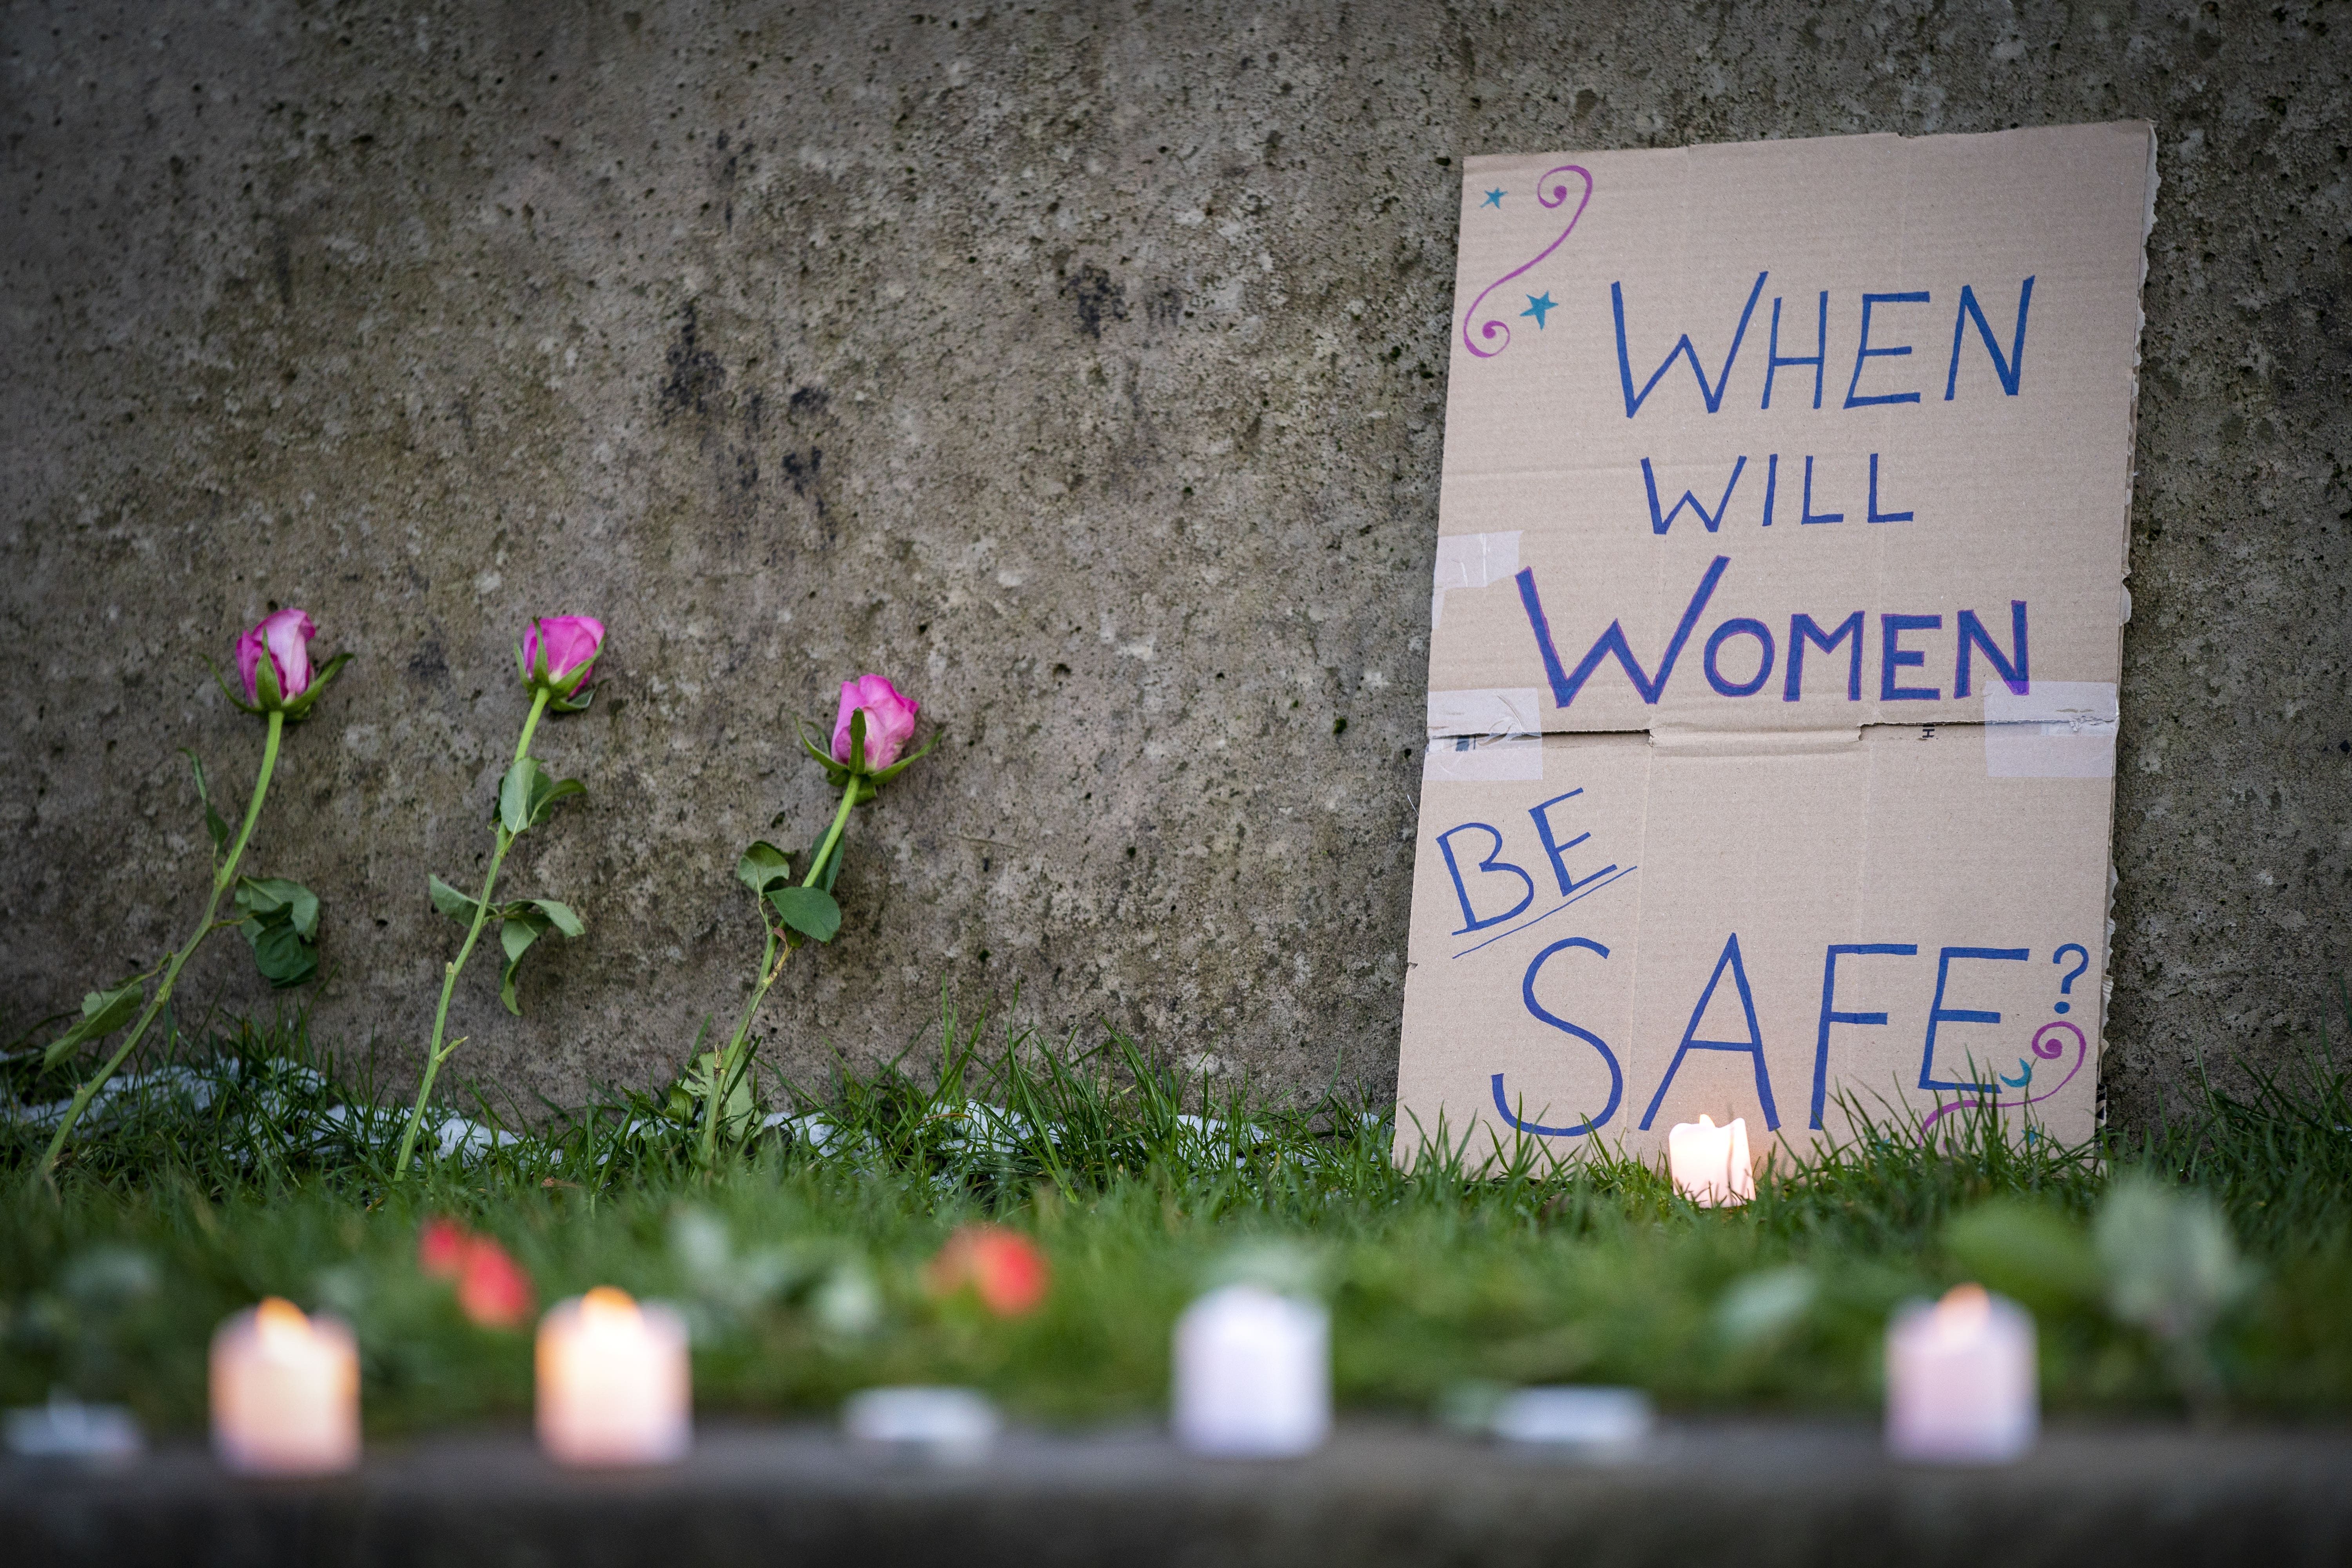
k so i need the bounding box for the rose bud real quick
[924,1224,1050,1318]
[831,675,920,773]
[517,615,606,709]
[222,608,348,720]
[237,608,314,703]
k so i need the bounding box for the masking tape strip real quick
[1423,734,1544,784]
[1985,681,2118,779]
[1430,530,1521,630]
[1427,686,1542,741]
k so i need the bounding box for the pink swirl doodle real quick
[1919,1020,2087,1139]
[1461,165,1594,361]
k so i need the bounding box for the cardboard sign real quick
[1399,124,2155,1168]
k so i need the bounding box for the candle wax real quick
[1885,1283,2038,1462]
[1667,1113,1754,1207]
[210,1298,361,1476]
[1172,1284,1330,1457]
[535,1287,691,1467]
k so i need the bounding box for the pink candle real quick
[1885,1284,2037,1462]
[535,1287,691,1466]
[209,1298,360,1475]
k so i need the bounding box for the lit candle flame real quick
[254,1297,310,1352]
[580,1286,639,1328]
[1932,1283,1992,1340]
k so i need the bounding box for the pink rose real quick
[832,675,919,770]
[520,615,605,700]
[234,608,317,708]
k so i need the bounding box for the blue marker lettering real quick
[1435,822,1535,934]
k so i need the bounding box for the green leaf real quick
[527,774,586,829]
[735,840,794,898]
[429,875,483,923]
[517,898,585,939]
[80,982,143,1032]
[498,918,541,1015]
[500,757,586,834]
[498,758,540,835]
[236,877,320,939]
[488,898,582,1014]
[684,1047,758,1140]
[848,706,867,775]
[182,749,232,854]
[234,877,322,988]
[501,914,544,960]
[244,916,319,988]
[768,885,841,944]
[44,979,146,1066]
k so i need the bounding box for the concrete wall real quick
[4,0,2345,1127]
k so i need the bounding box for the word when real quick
[1614,274,2034,418]
[1513,555,2029,709]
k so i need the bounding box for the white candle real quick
[1885,1284,2037,1462]
[535,1287,691,1466]
[1172,1284,1330,1457]
[1667,1113,1754,1206]
[209,1298,360,1475]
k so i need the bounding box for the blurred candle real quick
[1886,1284,2037,1462]
[1667,1114,1753,1207]
[1172,1284,1330,1457]
[209,1298,359,1475]
[535,1287,690,1466]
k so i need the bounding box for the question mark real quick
[2051,944,2090,1014]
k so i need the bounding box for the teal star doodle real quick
[1481,188,1505,208]
[1521,292,1556,328]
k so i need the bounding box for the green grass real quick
[4,987,2350,1437]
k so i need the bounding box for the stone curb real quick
[7,1420,2350,1566]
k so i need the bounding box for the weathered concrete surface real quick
[3,2,2347,1122]
[7,1422,2352,1568]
